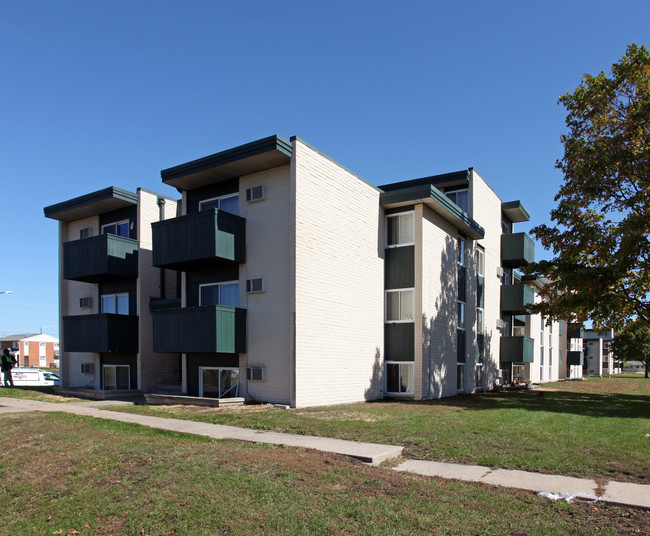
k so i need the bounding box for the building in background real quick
[583,329,623,376]
[19,334,59,368]
[45,135,556,406]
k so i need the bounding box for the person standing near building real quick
[1,348,16,387]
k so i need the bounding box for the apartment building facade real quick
[19,334,59,368]
[46,135,551,407]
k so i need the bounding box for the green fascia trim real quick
[44,187,137,221]
[161,135,293,183]
[502,200,531,223]
[379,169,471,192]
[380,184,485,239]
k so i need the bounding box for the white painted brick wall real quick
[293,140,384,408]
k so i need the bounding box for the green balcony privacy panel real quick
[501,232,535,268]
[567,351,584,366]
[500,284,535,314]
[152,209,245,269]
[62,314,138,353]
[153,305,246,354]
[567,324,585,339]
[63,235,138,283]
[500,336,534,363]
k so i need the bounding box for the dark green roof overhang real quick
[380,169,471,192]
[44,187,137,222]
[161,135,293,191]
[380,184,485,240]
[502,200,530,223]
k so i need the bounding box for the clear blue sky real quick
[1,0,647,338]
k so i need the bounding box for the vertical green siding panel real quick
[385,246,415,289]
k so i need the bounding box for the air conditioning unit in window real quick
[496,319,505,329]
[246,278,265,293]
[246,366,265,381]
[246,185,265,202]
[81,363,95,375]
[496,266,504,278]
[79,227,93,239]
[79,297,93,308]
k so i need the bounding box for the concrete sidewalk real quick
[1,397,648,509]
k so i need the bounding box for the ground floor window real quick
[457,364,465,391]
[199,367,240,398]
[103,365,130,390]
[475,364,483,389]
[385,362,414,395]
[512,364,525,384]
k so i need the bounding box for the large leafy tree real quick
[527,44,650,330]
[611,321,650,378]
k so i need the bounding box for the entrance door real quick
[199,367,239,398]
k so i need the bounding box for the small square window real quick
[246,278,265,293]
[246,185,265,202]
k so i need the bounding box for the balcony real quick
[567,324,585,339]
[501,284,535,314]
[62,314,138,353]
[500,336,534,363]
[567,351,584,366]
[153,305,246,354]
[63,235,138,283]
[152,210,245,270]
[501,232,535,268]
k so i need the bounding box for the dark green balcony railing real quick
[63,235,138,283]
[62,314,138,353]
[152,209,245,269]
[567,324,585,339]
[152,305,246,354]
[501,284,535,314]
[500,336,534,363]
[501,232,535,268]
[567,351,584,366]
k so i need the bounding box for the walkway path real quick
[1,397,648,510]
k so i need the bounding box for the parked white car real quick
[2,368,60,387]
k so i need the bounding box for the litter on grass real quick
[538,492,599,504]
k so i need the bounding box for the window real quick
[199,193,239,216]
[385,362,414,394]
[79,297,92,309]
[386,212,414,247]
[477,245,485,278]
[23,342,29,356]
[101,293,129,315]
[200,282,239,307]
[457,301,466,330]
[386,289,414,322]
[246,366,265,381]
[79,227,92,239]
[200,367,239,398]
[103,365,130,390]
[457,364,465,391]
[246,278,265,293]
[246,185,265,202]
[457,236,466,266]
[101,220,129,238]
[476,365,483,389]
[445,189,469,213]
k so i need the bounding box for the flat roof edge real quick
[44,187,137,220]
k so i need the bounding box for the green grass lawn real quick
[106,376,650,484]
[0,411,647,535]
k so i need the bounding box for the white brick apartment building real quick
[45,135,554,407]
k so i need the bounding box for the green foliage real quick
[611,321,650,377]
[527,44,650,329]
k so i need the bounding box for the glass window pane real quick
[455,191,469,212]
[116,294,129,315]
[200,198,220,211]
[386,364,400,393]
[400,290,414,320]
[104,366,116,390]
[202,369,220,398]
[219,195,239,216]
[457,364,465,390]
[401,363,413,393]
[102,223,116,235]
[387,292,400,321]
[399,214,414,244]
[457,302,465,329]
[116,366,130,390]
[200,285,219,306]
[102,295,115,314]
[387,216,399,246]
[219,283,239,307]
[117,221,129,237]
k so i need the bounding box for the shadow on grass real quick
[380,389,649,419]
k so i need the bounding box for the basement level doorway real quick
[199,367,239,398]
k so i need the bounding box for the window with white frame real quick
[101,220,129,238]
[101,293,129,315]
[386,289,414,322]
[246,278,264,293]
[445,188,469,213]
[386,212,414,247]
[246,185,265,202]
[385,362,414,394]
[199,193,239,216]
[200,281,239,307]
